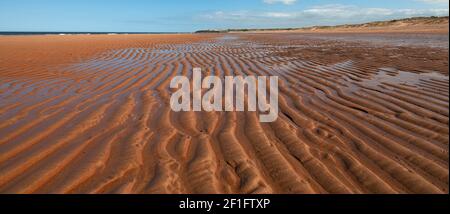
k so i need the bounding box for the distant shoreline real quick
[2,16,448,36]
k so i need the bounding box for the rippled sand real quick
[0,33,448,193]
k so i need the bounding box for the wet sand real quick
[0,32,448,194]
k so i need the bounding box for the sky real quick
[0,0,448,32]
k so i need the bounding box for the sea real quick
[0,32,187,36]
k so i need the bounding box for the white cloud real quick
[199,4,449,29]
[265,12,295,18]
[416,0,449,4]
[263,0,297,5]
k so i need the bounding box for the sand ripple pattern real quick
[0,35,448,194]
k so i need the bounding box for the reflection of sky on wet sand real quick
[361,68,449,88]
[294,33,449,49]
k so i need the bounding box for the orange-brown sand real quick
[0,32,448,194]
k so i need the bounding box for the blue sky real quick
[0,0,448,32]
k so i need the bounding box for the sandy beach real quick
[0,30,448,194]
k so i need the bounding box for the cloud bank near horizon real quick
[416,0,449,4]
[199,4,449,29]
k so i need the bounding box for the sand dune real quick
[223,16,449,34]
[0,33,448,194]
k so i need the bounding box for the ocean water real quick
[0,32,186,36]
